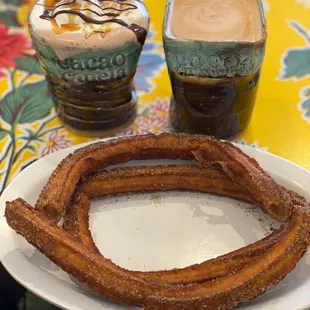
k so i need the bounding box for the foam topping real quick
[170,0,263,42]
[29,0,149,59]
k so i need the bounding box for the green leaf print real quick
[282,48,310,79]
[0,130,7,141]
[15,58,43,75]
[300,87,310,119]
[0,10,19,27]
[0,81,53,125]
[2,0,24,6]
[26,145,36,153]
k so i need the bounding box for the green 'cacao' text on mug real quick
[31,33,142,85]
[164,41,266,78]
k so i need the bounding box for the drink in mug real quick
[29,0,149,136]
[163,0,267,138]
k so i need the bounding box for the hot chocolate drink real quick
[29,0,149,136]
[164,0,266,138]
[170,0,263,42]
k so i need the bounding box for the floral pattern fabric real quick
[0,0,309,309]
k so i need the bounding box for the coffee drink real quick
[170,0,262,42]
[164,0,266,138]
[29,0,149,136]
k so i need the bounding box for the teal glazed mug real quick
[163,0,267,139]
[28,0,150,137]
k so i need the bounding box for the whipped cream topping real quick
[29,0,149,60]
[169,0,263,42]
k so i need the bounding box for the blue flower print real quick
[298,86,310,123]
[134,25,166,93]
[279,21,310,124]
[279,21,310,80]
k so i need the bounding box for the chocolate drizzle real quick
[39,0,147,45]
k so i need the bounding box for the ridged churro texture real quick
[5,134,310,309]
[63,165,284,285]
[5,199,310,309]
[35,134,293,222]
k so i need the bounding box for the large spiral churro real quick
[5,134,310,310]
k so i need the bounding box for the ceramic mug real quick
[28,0,149,137]
[163,0,267,139]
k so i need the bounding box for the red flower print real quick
[149,98,170,118]
[123,115,170,136]
[123,115,151,136]
[42,130,72,157]
[0,22,31,78]
[123,98,171,136]
[148,115,170,133]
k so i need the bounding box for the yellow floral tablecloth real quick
[0,0,309,309]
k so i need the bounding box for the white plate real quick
[1,138,310,310]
